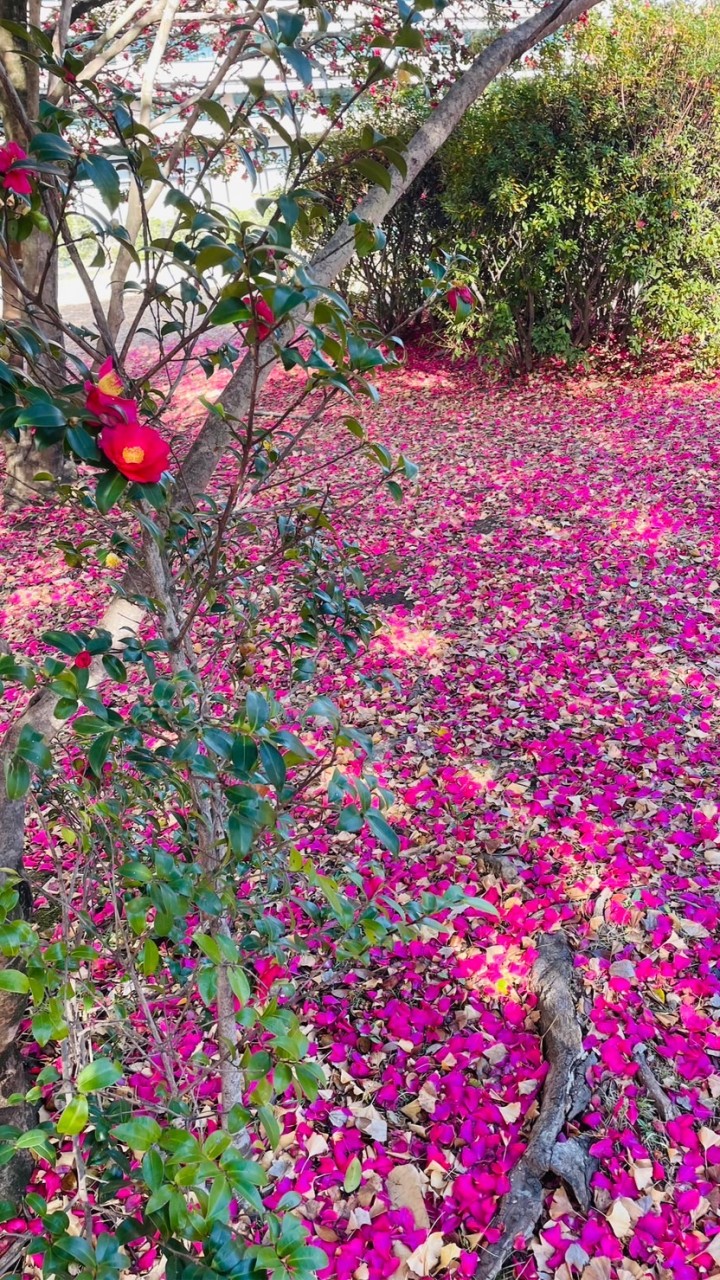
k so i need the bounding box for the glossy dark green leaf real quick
[259,741,286,791]
[365,809,399,855]
[29,132,74,163]
[96,470,129,515]
[4,756,30,800]
[78,154,121,211]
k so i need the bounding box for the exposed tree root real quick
[478,847,531,899]
[633,1044,679,1122]
[475,931,592,1280]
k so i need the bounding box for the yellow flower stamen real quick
[122,446,145,464]
[98,372,123,396]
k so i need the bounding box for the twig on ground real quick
[633,1044,679,1122]
[589,886,612,932]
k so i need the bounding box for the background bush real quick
[441,1,720,370]
[310,3,720,370]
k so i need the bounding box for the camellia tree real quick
[0,0,601,1274]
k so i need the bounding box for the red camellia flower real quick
[0,141,35,196]
[74,650,93,669]
[242,294,275,342]
[86,387,140,429]
[96,356,124,397]
[447,285,474,313]
[85,357,141,430]
[99,422,170,483]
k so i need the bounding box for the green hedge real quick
[305,3,720,370]
[441,2,720,370]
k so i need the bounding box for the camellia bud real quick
[447,285,474,314]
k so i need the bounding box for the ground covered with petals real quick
[3,350,720,1280]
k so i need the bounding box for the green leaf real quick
[306,696,340,727]
[355,157,393,194]
[0,968,29,993]
[343,1156,362,1192]
[203,727,233,757]
[338,805,363,833]
[43,629,84,656]
[294,1061,324,1100]
[196,245,234,273]
[282,45,313,86]
[15,726,51,771]
[230,735,258,774]
[112,1117,162,1151]
[32,1010,57,1046]
[228,813,254,857]
[66,425,102,463]
[0,18,52,51]
[96,470,129,515]
[142,1148,165,1191]
[259,741,286,792]
[228,964,251,1004]
[365,809,399,855]
[394,24,425,49]
[258,1104,281,1150]
[57,1095,89,1136]
[271,730,314,762]
[140,939,160,975]
[15,401,66,433]
[145,1185,173,1214]
[194,932,221,963]
[29,132,74,163]
[4,756,30,800]
[88,730,114,776]
[278,194,299,229]
[206,1173,232,1220]
[102,654,127,680]
[200,97,231,131]
[77,1059,122,1093]
[208,296,250,327]
[245,689,268,730]
[125,896,149,935]
[354,221,382,259]
[77,155,121,211]
[288,1246,329,1273]
[277,9,304,43]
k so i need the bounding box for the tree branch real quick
[182,0,602,500]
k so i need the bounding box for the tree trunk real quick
[0,0,71,507]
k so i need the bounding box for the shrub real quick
[440,2,720,370]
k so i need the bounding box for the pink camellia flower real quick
[447,285,474,313]
[242,294,275,342]
[0,140,35,196]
